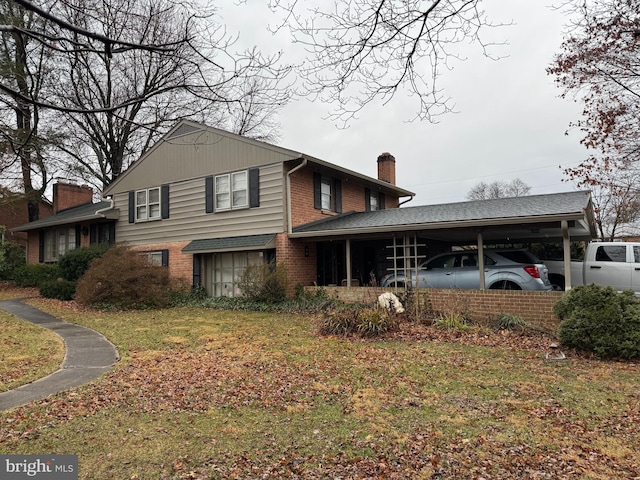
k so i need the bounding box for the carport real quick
[290,191,596,290]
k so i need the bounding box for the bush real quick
[433,312,469,331]
[319,305,398,337]
[555,284,640,359]
[75,244,176,309]
[0,240,26,280]
[494,313,526,331]
[237,261,288,303]
[39,279,77,301]
[58,243,111,281]
[13,264,61,287]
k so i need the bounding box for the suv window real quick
[426,254,456,270]
[494,250,539,264]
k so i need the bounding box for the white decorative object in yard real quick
[377,292,405,314]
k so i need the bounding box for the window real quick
[365,188,385,212]
[211,251,263,297]
[43,228,77,262]
[313,172,342,213]
[595,245,626,262]
[215,171,248,211]
[145,250,168,267]
[135,187,161,221]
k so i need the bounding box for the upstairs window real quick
[216,171,248,211]
[313,172,342,213]
[365,188,385,212]
[135,187,160,221]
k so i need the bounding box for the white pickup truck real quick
[544,242,640,294]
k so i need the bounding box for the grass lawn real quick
[1,292,639,479]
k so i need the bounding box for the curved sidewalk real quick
[0,299,119,411]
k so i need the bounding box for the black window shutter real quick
[379,192,386,210]
[335,179,342,213]
[192,254,202,289]
[75,225,81,247]
[108,223,115,244]
[128,191,135,223]
[38,231,45,263]
[161,249,169,267]
[365,188,371,212]
[313,172,322,209]
[249,168,260,208]
[205,176,214,213]
[161,184,170,219]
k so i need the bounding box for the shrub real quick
[433,312,469,331]
[0,240,26,280]
[319,305,398,337]
[555,284,640,359]
[39,279,77,301]
[58,243,111,281]
[13,264,61,287]
[495,313,526,331]
[237,261,288,303]
[75,244,175,309]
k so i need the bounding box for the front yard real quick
[1,291,639,479]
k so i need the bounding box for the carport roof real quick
[291,190,596,243]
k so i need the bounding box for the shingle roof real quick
[182,234,277,253]
[292,191,593,235]
[11,201,118,232]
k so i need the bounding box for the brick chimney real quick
[53,182,94,213]
[377,152,396,185]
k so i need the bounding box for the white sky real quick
[220,1,587,206]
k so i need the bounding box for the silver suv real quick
[380,249,553,291]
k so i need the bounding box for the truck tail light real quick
[523,266,540,278]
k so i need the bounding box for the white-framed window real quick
[44,228,77,262]
[369,193,379,211]
[211,250,263,297]
[321,177,332,210]
[135,187,161,221]
[215,170,248,211]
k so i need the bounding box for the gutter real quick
[399,194,415,206]
[286,157,308,234]
[94,197,114,216]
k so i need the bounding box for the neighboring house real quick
[11,183,118,264]
[13,120,597,297]
[0,187,53,247]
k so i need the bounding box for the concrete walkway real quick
[0,299,119,411]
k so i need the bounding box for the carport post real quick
[346,239,352,287]
[562,220,572,291]
[477,231,485,290]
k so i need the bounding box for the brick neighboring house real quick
[13,120,597,299]
[11,183,118,264]
[0,188,53,247]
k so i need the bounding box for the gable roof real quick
[291,191,596,243]
[11,201,118,232]
[103,120,414,198]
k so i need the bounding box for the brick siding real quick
[309,286,564,333]
[276,233,316,293]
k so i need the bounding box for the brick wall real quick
[132,241,192,282]
[276,233,316,293]
[308,286,564,333]
[288,166,400,228]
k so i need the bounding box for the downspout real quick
[399,195,415,206]
[286,157,308,234]
[94,196,114,216]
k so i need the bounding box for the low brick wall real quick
[308,286,564,333]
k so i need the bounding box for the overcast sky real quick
[221,1,587,206]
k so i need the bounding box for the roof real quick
[11,201,119,232]
[182,233,277,254]
[291,191,596,243]
[104,120,414,198]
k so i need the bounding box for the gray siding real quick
[106,126,300,195]
[115,163,284,244]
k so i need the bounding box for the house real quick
[0,187,54,247]
[11,183,118,264]
[13,120,596,297]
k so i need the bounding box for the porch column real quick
[477,231,486,290]
[345,239,352,287]
[562,220,572,291]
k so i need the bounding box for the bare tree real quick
[1,0,291,191]
[267,0,497,126]
[467,179,531,200]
